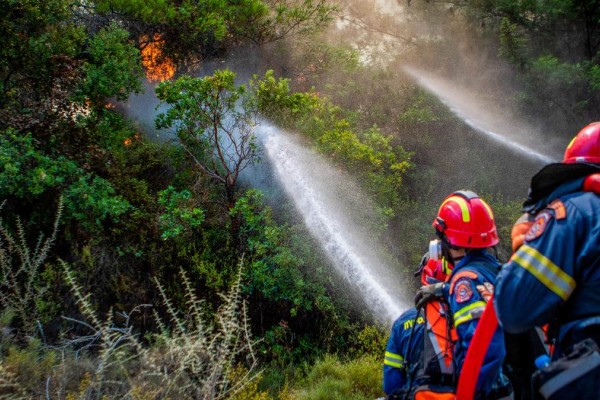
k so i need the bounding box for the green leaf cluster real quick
[0,130,77,197]
[0,129,130,231]
[233,190,328,315]
[155,70,246,134]
[94,0,335,63]
[158,186,205,240]
[63,175,131,230]
[79,23,144,103]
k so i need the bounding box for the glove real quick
[414,282,445,309]
[511,213,535,252]
[476,282,494,303]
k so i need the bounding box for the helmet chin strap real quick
[450,248,466,263]
[452,255,465,264]
[438,232,458,264]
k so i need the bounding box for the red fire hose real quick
[455,296,498,400]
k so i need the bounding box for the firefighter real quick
[414,191,512,400]
[383,253,455,399]
[494,122,600,398]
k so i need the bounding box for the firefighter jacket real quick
[383,301,455,397]
[445,249,507,399]
[495,176,600,356]
[384,307,426,395]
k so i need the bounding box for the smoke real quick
[115,80,174,142]
[332,0,574,144]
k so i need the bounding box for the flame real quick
[123,133,141,147]
[141,34,176,82]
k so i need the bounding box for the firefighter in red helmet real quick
[495,122,600,399]
[414,191,512,400]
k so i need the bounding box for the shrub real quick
[283,354,383,400]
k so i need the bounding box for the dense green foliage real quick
[93,0,336,63]
[0,1,389,397]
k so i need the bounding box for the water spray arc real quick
[403,66,559,165]
[255,121,408,323]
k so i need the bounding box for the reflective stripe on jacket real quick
[383,301,456,396]
[445,249,507,399]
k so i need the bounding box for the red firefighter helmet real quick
[432,190,499,248]
[563,122,600,164]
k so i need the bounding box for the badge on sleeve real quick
[524,210,553,242]
[548,199,566,220]
[454,278,473,303]
[449,271,478,294]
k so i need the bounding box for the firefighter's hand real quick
[414,282,445,309]
[511,213,535,252]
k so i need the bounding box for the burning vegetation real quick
[140,34,176,82]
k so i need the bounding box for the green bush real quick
[283,354,383,400]
[79,23,143,103]
[158,186,205,240]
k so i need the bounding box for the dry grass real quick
[55,260,261,399]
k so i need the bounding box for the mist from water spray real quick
[254,121,408,323]
[403,66,560,165]
[117,81,409,324]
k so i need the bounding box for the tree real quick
[155,70,259,212]
[91,0,336,65]
[78,23,144,105]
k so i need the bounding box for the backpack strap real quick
[420,302,457,387]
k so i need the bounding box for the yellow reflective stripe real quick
[481,201,495,220]
[512,245,576,301]
[441,196,471,222]
[453,301,486,327]
[384,351,404,368]
[566,136,577,151]
[442,258,452,275]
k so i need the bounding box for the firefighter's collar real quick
[523,162,600,213]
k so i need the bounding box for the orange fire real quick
[123,133,142,146]
[141,34,176,82]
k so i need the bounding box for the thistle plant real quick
[56,259,259,399]
[140,262,260,399]
[0,197,63,335]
